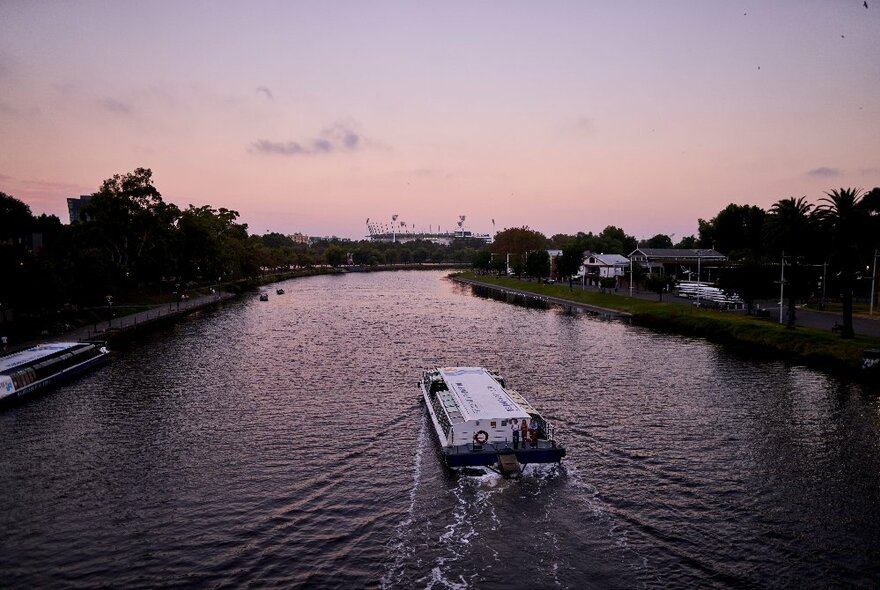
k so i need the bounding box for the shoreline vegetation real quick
[452,272,880,380]
[7,263,470,347]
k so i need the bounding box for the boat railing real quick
[448,437,558,455]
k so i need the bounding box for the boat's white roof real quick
[0,342,86,374]
[437,367,530,422]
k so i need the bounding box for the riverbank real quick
[5,292,236,353]
[1,263,471,347]
[453,272,880,378]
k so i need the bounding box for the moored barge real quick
[420,367,565,475]
[1,342,110,404]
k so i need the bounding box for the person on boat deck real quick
[528,417,537,447]
[520,417,529,445]
[510,418,520,449]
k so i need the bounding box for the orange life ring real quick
[473,430,489,444]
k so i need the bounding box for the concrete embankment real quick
[453,273,880,380]
[8,292,237,352]
[88,293,237,343]
[452,275,632,320]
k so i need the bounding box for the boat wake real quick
[421,474,504,589]
[380,413,429,588]
[564,463,651,585]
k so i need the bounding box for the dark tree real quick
[472,249,492,272]
[717,260,778,314]
[594,225,638,255]
[491,227,548,273]
[644,274,676,301]
[765,197,814,328]
[675,235,698,249]
[525,249,551,280]
[81,167,181,287]
[815,188,871,338]
[325,244,347,267]
[556,235,588,280]
[706,203,766,260]
[640,234,674,249]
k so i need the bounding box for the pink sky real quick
[1,1,878,241]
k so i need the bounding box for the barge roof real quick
[0,342,87,374]
[437,367,530,422]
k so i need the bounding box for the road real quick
[551,279,880,338]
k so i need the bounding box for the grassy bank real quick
[456,272,880,376]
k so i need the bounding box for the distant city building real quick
[289,232,309,244]
[308,236,352,246]
[366,215,491,245]
[67,195,92,224]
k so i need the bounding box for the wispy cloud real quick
[256,86,273,100]
[807,166,842,177]
[0,100,41,117]
[0,172,92,207]
[409,168,453,180]
[250,122,367,156]
[100,97,133,114]
[572,116,595,134]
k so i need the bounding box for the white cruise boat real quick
[419,367,565,475]
[0,342,110,404]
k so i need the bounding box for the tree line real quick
[2,167,878,339]
[474,188,879,339]
[0,168,477,336]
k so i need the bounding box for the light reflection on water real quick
[1,270,878,588]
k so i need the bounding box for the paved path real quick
[749,304,880,338]
[5,292,236,353]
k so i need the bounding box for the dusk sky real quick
[1,1,878,241]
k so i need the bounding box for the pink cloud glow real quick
[1,1,878,240]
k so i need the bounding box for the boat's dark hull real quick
[441,444,566,468]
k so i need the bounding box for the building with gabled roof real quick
[629,248,727,282]
[578,252,630,286]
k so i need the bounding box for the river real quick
[1,270,878,588]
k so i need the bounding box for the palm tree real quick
[764,197,814,328]
[815,188,868,339]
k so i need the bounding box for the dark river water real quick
[2,271,879,588]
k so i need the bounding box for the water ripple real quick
[1,271,878,588]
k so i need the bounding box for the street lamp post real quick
[629,256,633,296]
[779,251,785,324]
[871,249,878,316]
[696,252,702,307]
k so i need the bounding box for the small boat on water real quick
[259,292,269,301]
[0,341,110,404]
[420,367,566,475]
[276,288,285,295]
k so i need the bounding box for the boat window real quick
[490,421,497,428]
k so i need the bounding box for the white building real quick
[579,252,630,285]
